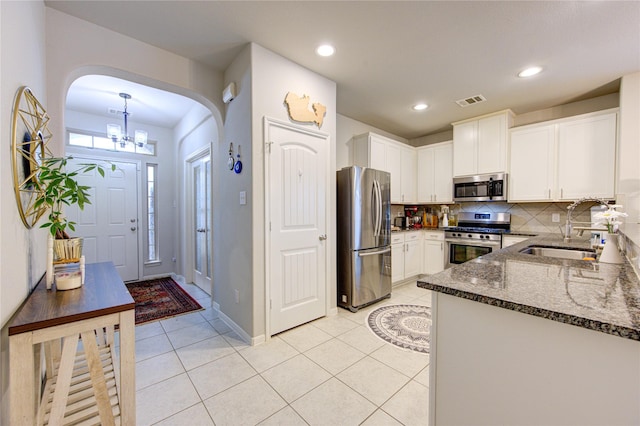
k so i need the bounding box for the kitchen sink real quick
[519,245,597,260]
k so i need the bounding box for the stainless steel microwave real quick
[453,173,507,202]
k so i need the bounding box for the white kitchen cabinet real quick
[557,112,617,200]
[509,125,555,201]
[353,132,389,172]
[386,142,403,203]
[391,233,405,283]
[401,146,417,203]
[353,132,415,204]
[391,232,423,283]
[417,141,453,203]
[509,109,617,202]
[404,231,423,278]
[423,230,445,274]
[453,110,514,177]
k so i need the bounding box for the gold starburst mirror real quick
[11,86,53,228]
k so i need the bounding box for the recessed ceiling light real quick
[316,44,335,57]
[518,66,543,78]
[413,103,429,111]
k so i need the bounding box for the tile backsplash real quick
[456,201,597,234]
[394,201,600,234]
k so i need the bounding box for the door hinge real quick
[269,222,272,231]
[266,141,274,153]
[270,299,272,309]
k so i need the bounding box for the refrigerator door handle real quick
[374,179,382,237]
[372,180,380,237]
[377,180,383,236]
[358,247,391,257]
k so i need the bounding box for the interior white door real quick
[192,155,212,293]
[266,118,328,335]
[66,159,139,281]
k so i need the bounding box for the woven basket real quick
[53,237,83,262]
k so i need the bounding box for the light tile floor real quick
[130,281,431,425]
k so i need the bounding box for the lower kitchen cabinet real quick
[404,232,423,278]
[423,230,445,274]
[391,233,405,283]
[391,231,423,283]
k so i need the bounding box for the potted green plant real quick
[34,156,113,261]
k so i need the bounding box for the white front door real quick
[191,155,212,293]
[66,158,139,281]
[266,118,329,335]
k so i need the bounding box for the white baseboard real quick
[129,273,175,282]
[170,273,186,285]
[212,302,264,346]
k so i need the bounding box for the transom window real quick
[68,131,156,156]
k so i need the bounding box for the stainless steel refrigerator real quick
[337,166,391,312]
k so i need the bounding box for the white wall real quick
[251,44,337,339]
[218,43,337,340]
[0,2,47,423]
[216,45,253,334]
[44,7,224,158]
[176,104,217,283]
[0,5,224,422]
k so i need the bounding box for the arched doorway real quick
[64,74,219,287]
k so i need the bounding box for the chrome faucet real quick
[563,197,608,242]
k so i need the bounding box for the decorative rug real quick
[367,304,431,354]
[125,277,204,325]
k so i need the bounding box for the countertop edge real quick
[418,272,640,342]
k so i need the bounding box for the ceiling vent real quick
[455,94,487,107]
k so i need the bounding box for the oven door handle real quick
[445,239,501,248]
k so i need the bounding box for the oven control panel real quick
[445,232,502,242]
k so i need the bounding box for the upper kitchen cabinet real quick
[452,110,514,177]
[509,109,618,202]
[353,132,416,203]
[509,125,555,201]
[401,145,417,203]
[417,141,453,203]
[557,112,617,200]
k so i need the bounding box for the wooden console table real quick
[8,262,136,425]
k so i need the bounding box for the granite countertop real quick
[418,233,640,341]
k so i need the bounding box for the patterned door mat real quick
[125,277,203,325]
[367,304,431,354]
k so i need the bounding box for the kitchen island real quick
[418,233,640,425]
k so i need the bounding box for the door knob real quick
[130,227,136,231]
[319,234,327,241]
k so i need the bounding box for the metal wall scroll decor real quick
[11,86,54,229]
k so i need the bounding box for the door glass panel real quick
[205,159,212,279]
[194,164,203,272]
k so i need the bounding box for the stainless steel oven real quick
[445,232,502,267]
[444,212,510,267]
